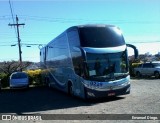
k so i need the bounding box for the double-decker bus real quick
[40,24,138,99]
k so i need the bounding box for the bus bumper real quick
[84,84,130,99]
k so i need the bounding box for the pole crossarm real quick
[8,23,25,26]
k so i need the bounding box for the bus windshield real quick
[84,51,129,81]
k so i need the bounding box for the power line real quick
[128,41,160,44]
[1,41,159,47]
[20,15,160,23]
[2,15,160,24]
[0,44,14,46]
[8,0,17,37]
[22,43,46,46]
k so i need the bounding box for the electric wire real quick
[8,0,17,37]
[1,15,160,24]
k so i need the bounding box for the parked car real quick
[10,72,29,89]
[134,62,160,78]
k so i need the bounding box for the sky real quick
[0,0,160,62]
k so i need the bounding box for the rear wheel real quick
[136,71,141,78]
[154,72,160,79]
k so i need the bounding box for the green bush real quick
[129,62,142,76]
[25,69,43,86]
[0,73,9,88]
[0,69,43,88]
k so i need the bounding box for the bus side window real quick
[75,58,84,76]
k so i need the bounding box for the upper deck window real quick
[79,26,125,48]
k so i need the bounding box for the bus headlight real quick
[126,86,130,92]
[87,92,95,97]
[82,80,103,89]
[121,80,130,87]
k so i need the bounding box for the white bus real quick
[40,24,138,99]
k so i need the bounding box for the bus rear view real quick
[40,25,138,99]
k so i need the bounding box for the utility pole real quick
[8,15,25,71]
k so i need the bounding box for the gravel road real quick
[0,79,160,123]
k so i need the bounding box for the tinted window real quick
[12,73,28,79]
[138,64,142,68]
[79,26,125,48]
[143,63,152,68]
[68,29,80,47]
[153,63,160,67]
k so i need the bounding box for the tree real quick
[0,61,32,87]
[0,61,32,75]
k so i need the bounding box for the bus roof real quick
[40,24,122,49]
[67,24,117,31]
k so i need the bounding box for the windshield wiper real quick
[114,73,129,79]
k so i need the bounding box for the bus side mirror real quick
[134,48,138,59]
[126,44,139,59]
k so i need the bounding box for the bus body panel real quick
[40,24,136,99]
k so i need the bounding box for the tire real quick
[154,72,160,79]
[44,77,48,86]
[83,87,88,100]
[136,71,141,78]
[26,85,29,90]
[48,82,51,88]
[45,77,50,88]
[68,82,74,96]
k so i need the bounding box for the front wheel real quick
[68,83,74,96]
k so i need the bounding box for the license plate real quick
[108,92,115,96]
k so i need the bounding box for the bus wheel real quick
[68,82,74,96]
[84,87,88,100]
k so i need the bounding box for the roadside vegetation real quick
[129,61,142,77]
[1,56,160,88]
[25,69,43,86]
[0,61,42,88]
